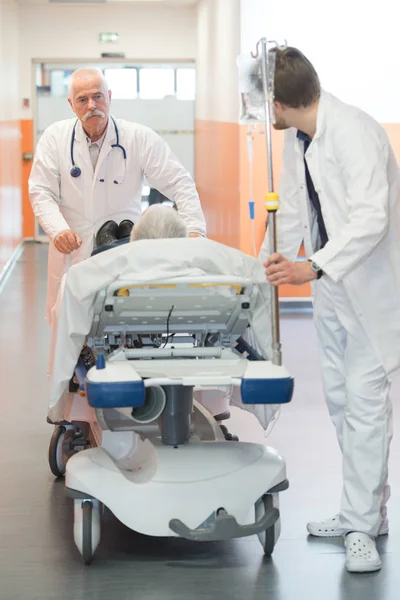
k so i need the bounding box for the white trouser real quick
[313,277,393,537]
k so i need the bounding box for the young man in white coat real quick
[29,68,206,325]
[262,47,400,573]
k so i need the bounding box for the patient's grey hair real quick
[130,204,188,241]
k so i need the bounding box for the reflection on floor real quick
[0,242,399,600]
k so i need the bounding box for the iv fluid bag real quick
[237,51,277,125]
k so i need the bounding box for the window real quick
[50,70,67,97]
[104,68,138,100]
[176,68,196,101]
[139,68,175,99]
[35,64,42,87]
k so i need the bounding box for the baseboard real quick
[279,298,313,313]
[25,237,48,244]
[0,240,25,297]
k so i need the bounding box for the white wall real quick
[196,0,240,122]
[18,3,197,119]
[0,0,19,120]
[240,0,400,123]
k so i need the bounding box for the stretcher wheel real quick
[48,424,89,477]
[255,494,281,557]
[73,499,101,565]
[82,501,93,565]
[48,425,67,477]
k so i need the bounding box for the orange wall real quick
[0,120,23,273]
[20,119,35,238]
[195,119,240,249]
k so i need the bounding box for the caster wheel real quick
[48,424,89,477]
[74,499,101,565]
[48,425,67,477]
[82,501,93,565]
[255,494,281,557]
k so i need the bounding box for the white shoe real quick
[306,514,389,538]
[345,532,381,573]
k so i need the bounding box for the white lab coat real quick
[29,116,206,323]
[260,90,400,380]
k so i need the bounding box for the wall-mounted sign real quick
[101,53,125,59]
[99,32,119,43]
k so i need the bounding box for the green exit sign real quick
[99,32,119,43]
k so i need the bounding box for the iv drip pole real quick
[252,37,282,366]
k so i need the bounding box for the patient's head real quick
[130,204,188,242]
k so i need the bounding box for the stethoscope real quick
[70,116,127,181]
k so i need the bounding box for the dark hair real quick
[251,46,320,109]
[273,47,320,108]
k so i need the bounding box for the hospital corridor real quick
[2,0,400,598]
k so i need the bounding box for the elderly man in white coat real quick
[261,47,400,573]
[29,67,206,325]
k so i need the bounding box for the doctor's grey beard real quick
[82,109,105,121]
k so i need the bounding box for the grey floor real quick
[1,243,400,600]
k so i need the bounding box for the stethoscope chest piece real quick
[70,166,82,178]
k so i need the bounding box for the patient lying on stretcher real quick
[73,205,189,371]
[48,205,278,431]
[77,205,262,417]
